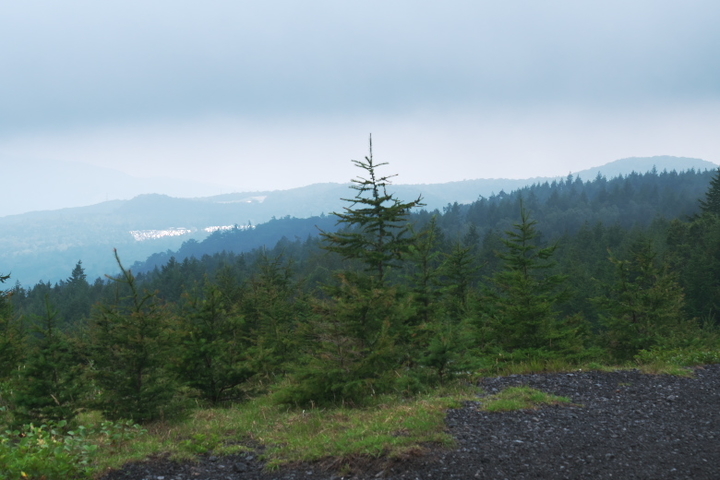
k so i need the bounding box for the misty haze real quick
[2,2,720,479]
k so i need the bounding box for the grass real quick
[476,356,701,380]
[90,383,479,474]
[14,350,712,478]
[479,386,571,412]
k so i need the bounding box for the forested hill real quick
[2,155,714,287]
[129,167,714,275]
[6,157,720,436]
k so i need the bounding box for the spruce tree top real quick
[321,136,424,285]
[700,168,720,215]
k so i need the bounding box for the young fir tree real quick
[417,240,482,384]
[666,215,720,321]
[279,139,422,405]
[12,298,84,425]
[593,239,689,361]
[280,276,414,405]
[87,250,182,422]
[481,206,582,356]
[699,168,720,215]
[405,217,444,327]
[320,136,424,286]
[241,252,306,380]
[439,241,481,321]
[59,260,92,326]
[0,273,23,382]
[175,279,251,404]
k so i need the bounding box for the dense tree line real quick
[2,155,720,426]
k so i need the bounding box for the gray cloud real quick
[2,0,720,133]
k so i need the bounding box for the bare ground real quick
[101,364,720,480]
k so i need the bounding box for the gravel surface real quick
[101,364,720,480]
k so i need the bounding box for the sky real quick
[2,0,720,194]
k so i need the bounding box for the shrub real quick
[0,419,145,480]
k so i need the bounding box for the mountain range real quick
[2,157,235,218]
[1,155,717,287]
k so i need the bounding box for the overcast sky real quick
[2,0,720,193]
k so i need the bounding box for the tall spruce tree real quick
[242,252,307,379]
[87,250,182,422]
[482,205,579,354]
[594,239,688,361]
[320,136,424,285]
[0,273,23,382]
[699,168,720,215]
[406,217,444,327]
[279,139,422,405]
[12,298,83,425]
[175,280,250,404]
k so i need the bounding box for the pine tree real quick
[482,205,577,354]
[277,276,413,405]
[279,139,422,405]
[406,217,444,327]
[699,168,720,215]
[594,239,688,361]
[320,136,424,285]
[439,241,481,321]
[87,250,182,422]
[12,298,83,425]
[60,260,92,326]
[242,252,307,379]
[175,280,250,404]
[0,273,23,382]
[415,240,481,383]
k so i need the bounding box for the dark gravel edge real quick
[101,364,720,480]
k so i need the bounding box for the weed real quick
[479,386,571,412]
[85,382,479,473]
[0,419,145,480]
[635,347,720,370]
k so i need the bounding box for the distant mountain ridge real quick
[2,157,235,217]
[195,156,718,219]
[0,155,716,286]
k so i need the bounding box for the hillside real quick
[7,159,720,478]
[2,158,233,217]
[1,155,716,286]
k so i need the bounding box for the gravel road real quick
[102,364,720,480]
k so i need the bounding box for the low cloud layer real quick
[1,1,719,195]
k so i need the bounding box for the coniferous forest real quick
[3,152,720,476]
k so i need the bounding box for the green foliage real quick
[0,419,146,480]
[481,205,581,354]
[666,215,720,321]
[416,315,475,385]
[594,239,690,361]
[699,168,720,215]
[320,137,423,285]
[178,432,222,455]
[480,386,571,412]
[12,298,84,426]
[635,344,720,368]
[0,421,96,479]
[175,279,251,404]
[86,250,184,423]
[0,279,23,382]
[438,241,481,320]
[242,252,308,380]
[405,217,444,327]
[277,277,414,406]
